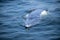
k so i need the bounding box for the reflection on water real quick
[0,0,60,40]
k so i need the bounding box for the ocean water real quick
[0,0,60,40]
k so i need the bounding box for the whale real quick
[22,9,48,28]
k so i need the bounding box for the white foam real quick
[25,24,31,27]
[40,10,48,16]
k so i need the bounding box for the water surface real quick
[0,0,60,40]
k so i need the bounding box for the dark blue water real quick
[0,0,60,40]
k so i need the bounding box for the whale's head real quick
[23,10,48,28]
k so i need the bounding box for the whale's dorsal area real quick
[23,9,48,27]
